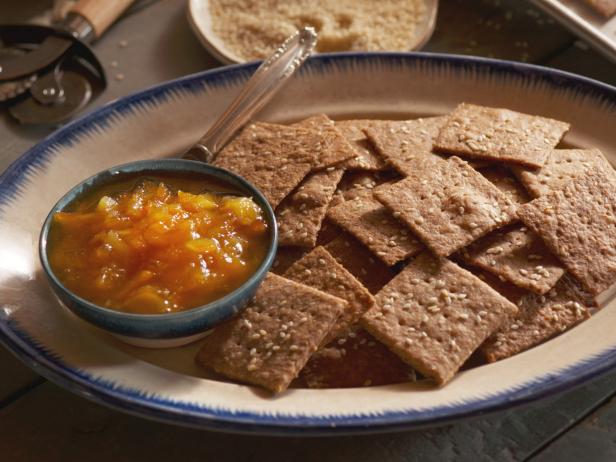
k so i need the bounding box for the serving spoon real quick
[185,26,317,162]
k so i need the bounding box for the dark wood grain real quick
[0,0,615,460]
[425,0,574,62]
[0,347,40,406]
[531,388,616,461]
[2,371,616,462]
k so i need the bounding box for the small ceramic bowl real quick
[39,159,277,348]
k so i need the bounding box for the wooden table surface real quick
[1,1,615,461]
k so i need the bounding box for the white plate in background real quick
[186,0,439,64]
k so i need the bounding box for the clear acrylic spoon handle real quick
[184,27,317,163]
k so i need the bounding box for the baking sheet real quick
[530,0,616,63]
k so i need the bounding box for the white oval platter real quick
[0,53,615,435]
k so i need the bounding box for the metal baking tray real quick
[530,0,616,63]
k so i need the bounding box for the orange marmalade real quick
[48,176,269,314]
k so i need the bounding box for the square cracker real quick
[481,274,592,362]
[335,120,388,171]
[362,253,518,384]
[374,155,517,257]
[518,168,616,295]
[434,103,570,167]
[271,247,307,275]
[293,114,357,168]
[584,0,616,16]
[512,148,614,198]
[213,122,318,208]
[315,218,341,246]
[479,166,530,204]
[364,117,447,176]
[195,273,346,393]
[276,168,344,247]
[300,326,414,388]
[327,195,423,266]
[284,246,375,343]
[330,170,402,208]
[461,224,565,294]
[324,233,395,294]
[466,266,528,305]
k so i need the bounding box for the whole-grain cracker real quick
[434,103,570,168]
[293,114,357,168]
[462,265,528,305]
[276,168,344,247]
[364,116,447,175]
[332,170,402,206]
[362,253,518,384]
[328,171,381,210]
[213,122,318,208]
[518,168,616,295]
[479,165,530,204]
[335,120,389,171]
[327,194,423,266]
[315,219,341,246]
[467,159,494,170]
[375,155,517,256]
[300,326,414,388]
[195,273,346,393]
[481,274,592,362]
[284,246,375,343]
[512,148,614,197]
[324,233,395,293]
[461,224,565,294]
[271,247,307,275]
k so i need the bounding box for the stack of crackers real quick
[196,103,616,393]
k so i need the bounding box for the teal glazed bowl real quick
[39,159,277,348]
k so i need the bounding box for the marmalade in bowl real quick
[47,175,270,314]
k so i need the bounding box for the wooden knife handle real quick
[70,0,136,38]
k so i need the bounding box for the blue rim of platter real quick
[0,52,615,435]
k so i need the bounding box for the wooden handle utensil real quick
[69,0,136,38]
